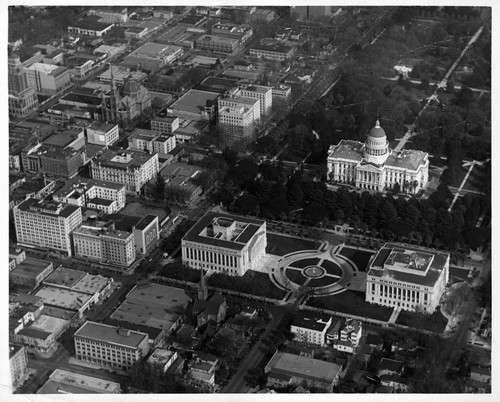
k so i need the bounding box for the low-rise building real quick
[195,34,240,54]
[88,7,129,24]
[9,343,28,389]
[332,319,362,353]
[366,243,450,313]
[147,348,178,372]
[33,285,95,318]
[128,128,176,155]
[86,122,119,146]
[123,42,183,72]
[249,44,294,61]
[91,149,159,194]
[211,22,253,43]
[188,353,219,388]
[290,312,332,346]
[159,162,204,206]
[265,351,343,392]
[9,258,54,290]
[74,321,150,372]
[378,358,404,377]
[470,366,491,384]
[13,199,82,256]
[67,17,114,37]
[182,212,267,276]
[151,115,179,135]
[37,369,122,394]
[167,89,219,122]
[98,66,147,86]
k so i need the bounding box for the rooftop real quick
[69,17,114,31]
[34,285,92,311]
[126,282,191,309]
[92,149,157,171]
[9,343,24,359]
[10,258,52,278]
[267,351,342,384]
[16,198,81,219]
[72,273,111,295]
[134,214,158,231]
[385,149,428,171]
[251,43,293,53]
[291,312,331,332]
[43,267,86,288]
[328,140,364,162]
[169,89,220,116]
[196,34,239,45]
[148,348,177,365]
[75,321,148,348]
[37,369,121,394]
[129,42,182,59]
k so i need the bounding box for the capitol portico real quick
[327,121,429,192]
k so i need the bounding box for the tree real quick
[393,182,401,194]
[154,173,166,200]
[222,147,238,167]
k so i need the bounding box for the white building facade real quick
[290,313,332,346]
[327,121,429,192]
[237,85,272,116]
[182,212,267,276]
[366,243,450,313]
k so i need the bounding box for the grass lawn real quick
[449,267,469,281]
[306,290,393,322]
[266,233,320,256]
[290,257,321,269]
[395,308,448,333]
[207,270,287,300]
[338,247,375,272]
[285,268,308,286]
[158,261,201,283]
[307,276,338,287]
[462,164,486,192]
[321,260,343,276]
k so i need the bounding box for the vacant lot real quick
[338,247,375,272]
[266,233,321,256]
[307,290,393,322]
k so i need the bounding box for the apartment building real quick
[290,313,332,346]
[91,149,159,194]
[13,199,82,256]
[72,224,136,268]
[86,122,119,147]
[182,212,267,276]
[74,321,150,371]
[128,128,176,155]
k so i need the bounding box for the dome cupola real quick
[363,120,390,165]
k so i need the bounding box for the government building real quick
[365,243,450,313]
[181,212,267,276]
[327,121,429,192]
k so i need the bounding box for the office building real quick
[327,121,429,192]
[366,243,450,313]
[13,199,82,256]
[26,63,71,95]
[218,105,256,148]
[72,224,136,268]
[211,22,253,44]
[91,149,159,194]
[74,321,150,371]
[8,53,39,117]
[67,17,114,37]
[290,313,332,346]
[237,84,272,116]
[293,6,333,20]
[182,212,267,276]
[88,7,129,23]
[86,122,119,147]
[133,215,160,254]
[9,344,28,388]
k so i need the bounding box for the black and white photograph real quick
[4,2,494,398]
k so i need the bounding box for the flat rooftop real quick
[10,258,52,278]
[9,343,24,359]
[291,312,331,332]
[37,369,121,394]
[126,282,191,309]
[169,89,220,115]
[30,314,69,336]
[328,140,364,162]
[197,34,239,45]
[16,198,80,219]
[267,351,342,384]
[34,285,92,311]
[93,149,156,171]
[129,42,182,59]
[75,321,148,348]
[43,267,86,288]
[385,149,428,171]
[72,273,111,295]
[135,214,158,231]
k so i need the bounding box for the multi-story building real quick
[218,105,256,148]
[211,22,253,44]
[133,215,160,254]
[249,44,294,61]
[8,53,39,117]
[74,321,150,371]
[265,351,343,392]
[167,89,219,122]
[218,89,261,122]
[128,128,176,155]
[9,343,28,389]
[13,199,82,256]
[88,7,129,23]
[151,115,179,135]
[91,149,159,194]
[290,313,332,346]
[331,319,362,353]
[67,18,114,37]
[86,122,119,147]
[26,63,71,96]
[237,84,272,116]
[195,34,240,54]
[9,258,54,289]
[72,224,136,267]
[123,42,183,72]
[327,121,429,192]
[365,243,450,313]
[182,212,267,276]
[38,147,84,179]
[272,84,292,107]
[99,65,147,86]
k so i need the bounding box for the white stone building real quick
[290,313,332,346]
[327,121,429,192]
[181,212,267,276]
[366,243,450,313]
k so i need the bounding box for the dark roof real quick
[88,197,114,206]
[378,358,404,373]
[251,43,292,54]
[291,312,331,332]
[134,214,158,231]
[9,343,24,359]
[101,213,142,232]
[18,327,52,340]
[182,212,265,251]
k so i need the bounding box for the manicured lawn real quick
[266,233,320,256]
[207,270,287,300]
[307,290,393,322]
[289,257,321,269]
[307,276,338,287]
[285,268,308,286]
[338,247,375,272]
[449,267,469,281]
[158,261,202,283]
[321,260,343,276]
[395,308,448,333]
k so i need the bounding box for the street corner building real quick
[181,212,267,276]
[327,120,429,192]
[365,243,450,313]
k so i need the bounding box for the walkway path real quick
[393,26,484,153]
[448,160,480,212]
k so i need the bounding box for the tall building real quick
[90,149,159,194]
[13,199,82,256]
[26,63,71,95]
[182,212,267,276]
[86,122,120,147]
[237,84,272,116]
[365,243,450,313]
[327,121,429,192]
[8,53,39,117]
[74,321,150,371]
[9,343,28,389]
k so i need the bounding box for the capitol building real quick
[327,121,429,192]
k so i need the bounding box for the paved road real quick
[222,306,288,393]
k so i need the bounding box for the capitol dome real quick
[368,120,386,139]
